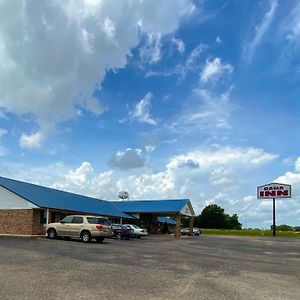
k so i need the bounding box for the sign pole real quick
[272,198,276,236]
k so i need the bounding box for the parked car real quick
[180,227,202,235]
[124,224,148,238]
[121,225,137,238]
[111,224,135,240]
[193,227,202,235]
[180,228,190,235]
[46,215,113,243]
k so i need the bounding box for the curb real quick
[0,234,44,238]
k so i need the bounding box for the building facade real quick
[0,176,196,237]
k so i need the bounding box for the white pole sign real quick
[257,182,291,199]
[257,182,292,236]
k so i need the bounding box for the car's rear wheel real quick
[116,233,122,240]
[136,236,141,239]
[47,228,57,239]
[95,237,104,243]
[81,231,91,243]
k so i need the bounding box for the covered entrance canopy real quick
[112,199,195,237]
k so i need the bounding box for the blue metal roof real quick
[157,217,177,225]
[111,199,190,214]
[0,176,133,219]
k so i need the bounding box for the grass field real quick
[202,229,300,238]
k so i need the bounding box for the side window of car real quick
[72,217,83,224]
[61,216,74,224]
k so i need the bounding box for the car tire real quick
[95,237,104,243]
[81,231,91,243]
[116,233,122,240]
[47,228,57,239]
[136,236,141,239]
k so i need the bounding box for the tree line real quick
[182,204,299,231]
[182,204,242,229]
[271,224,300,231]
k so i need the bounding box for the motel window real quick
[51,212,56,223]
[40,210,47,224]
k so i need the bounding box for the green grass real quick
[202,229,300,238]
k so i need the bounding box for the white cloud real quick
[295,157,300,173]
[278,2,300,70]
[65,161,93,186]
[243,0,278,63]
[216,36,222,44]
[0,111,8,119]
[184,43,207,74]
[200,57,233,84]
[284,3,300,46]
[0,145,282,226]
[0,128,7,138]
[109,148,145,170]
[145,145,156,152]
[140,32,162,64]
[276,156,300,187]
[0,128,7,156]
[142,136,159,153]
[166,146,277,171]
[132,92,157,125]
[144,43,207,78]
[19,131,44,149]
[169,86,234,136]
[0,0,193,146]
[172,38,185,53]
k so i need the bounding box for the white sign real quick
[257,182,291,199]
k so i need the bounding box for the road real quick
[0,235,299,300]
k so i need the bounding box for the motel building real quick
[0,176,195,237]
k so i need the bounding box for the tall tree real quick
[227,214,242,230]
[198,204,242,229]
[198,204,229,229]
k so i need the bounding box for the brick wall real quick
[0,209,46,235]
[32,209,46,235]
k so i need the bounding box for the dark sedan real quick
[111,224,135,240]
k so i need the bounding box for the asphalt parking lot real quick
[0,235,299,300]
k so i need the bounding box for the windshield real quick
[132,225,140,229]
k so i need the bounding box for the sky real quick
[0,0,299,228]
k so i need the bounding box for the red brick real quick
[0,209,45,235]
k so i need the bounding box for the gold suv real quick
[46,215,113,243]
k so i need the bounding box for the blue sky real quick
[0,0,299,228]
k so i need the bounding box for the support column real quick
[46,209,50,225]
[175,214,181,238]
[188,217,194,236]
